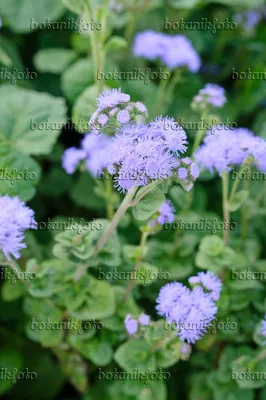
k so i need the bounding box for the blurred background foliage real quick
[0,0,266,399]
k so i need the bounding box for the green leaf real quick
[168,0,199,8]
[199,235,224,257]
[133,187,165,221]
[135,263,159,286]
[0,85,67,155]
[139,380,167,400]
[104,36,128,53]
[62,58,118,103]
[71,277,116,320]
[23,297,63,321]
[0,348,23,395]
[0,0,65,33]
[114,339,156,372]
[54,350,88,393]
[61,58,95,103]
[86,339,113,366]
[33,48,77,74]
[231,351,266,389]
[72,84,104,133]
[1,276,26,302]
[62,0,85,15]
[169,185,191,209]
[25,320,63,347]
[0,147,41,201]
[70,173,105,210]
[228,190,249,212]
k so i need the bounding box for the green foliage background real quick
[0,0,266,399]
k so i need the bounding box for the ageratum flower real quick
[139,313,150,326]
[156,272,221,344]
[157,200,175,225]
[234,8,265,32]
[189,271,222,301]
[106,118,199,192]
[0,196,37,260]
[62,148,86,174]
[195,126,266,175]
[133,31,201,72]
[62,133,111,177]
[124,314,138,335]
[89,88,148,132]
[192,84,226,110]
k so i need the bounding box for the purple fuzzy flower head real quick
[0,196,37,260]
[62,133,111,177]
[192,84,226,110]
[125,314,138,335]
[133,31,201,72]
[117,109,130,124]
[195,126,266,175]
[82,133,111,177]
[62,148,86,174]
[157,200,175,225]
[106,118,197,193]
[150,116,188,154]
[139,313,150,326]
[97,88,130,110]
[133,31,165,61]
[89,88,148,133]
[234,8,264,32]
[189,271,222,301]
[175,158,200,190]
[156,272,221,344]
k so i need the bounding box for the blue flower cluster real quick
[106,116,199,192]
[125,313,150,335]
[0,196,37,260]
[192,83,226,110]
[195,126,266,175]
[156,271,222,344]
[62,133,111,176]
[89,88,148,133]
[133,31,201,72]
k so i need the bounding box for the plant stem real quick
[86,0,109,94]
[228,159,251,204]
[94,181,160,255]
[130,180,159,206]
[241,179,249,240]
[105,178,114,220]
[191,111,207,154]
[122,231,149,302]
[222,172,230,246]
[151,71,171,118]
[125,12,136,45]
[94,186,138,255]
[73,264,89,282]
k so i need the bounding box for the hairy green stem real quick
[241,179,249,240]
[151,70,171,119]
[191,111,207,154]
[228,158,252,204]
[94,181,160,255]
[222,172,230,246]
[122,230,149,301]
[94,187,138,255]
